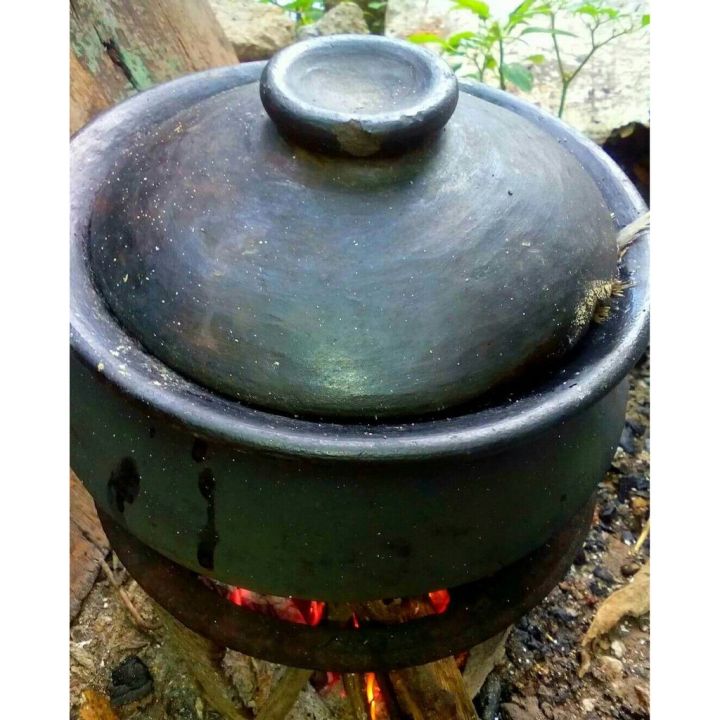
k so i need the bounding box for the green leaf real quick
[407,32,446,44]
[446,31,477,48]
[509,0,536,17]
[453,0,490,19]
[641,13,650,26]
[367,1,386,8]
[527,53,545,64]
[502,62,534,91]
[574,4,599,16]
[462,36,483,48]
[508,0,538,24]
[485,55,498,69]
[521,26,577,36]
[284,0,310,10]
[508,0,553,27]
[488,21,503,40]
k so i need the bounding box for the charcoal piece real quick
[108,655,153,706]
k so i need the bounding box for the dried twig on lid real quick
[617,211,650,257]
[592,211,649,324]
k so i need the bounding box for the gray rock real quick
[475,671,503,720]
[325,0,370,7]
[596,654,625,681]
[326,0,386,32]
[384,0,480,39]
[298,2,370,39]
[209,0,295,61]
[463,628,510,698]
[501,696,545,720]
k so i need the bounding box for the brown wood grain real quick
[70,470,109,620]
[69,0,236,133]
[356,599,479,720]
[156,604,251,720]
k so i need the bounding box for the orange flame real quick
[365,672,379,720]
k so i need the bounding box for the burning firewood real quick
[353,596,479,720]
[228,587,325,626]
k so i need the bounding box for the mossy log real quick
[70,0,237,133]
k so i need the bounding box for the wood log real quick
[326,603,373,719]
[462,629,510,698]
[69,0,237,133]
[70,470,109,620]
[156,604,251,720]
[342,672,370,720]
[355,599,479,720]
[255,667,314,720]
[374,671,405,720]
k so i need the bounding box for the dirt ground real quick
[70,358,650,720]
[484,356,651,720]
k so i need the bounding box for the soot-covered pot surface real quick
[71,35,649,603]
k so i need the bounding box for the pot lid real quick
[88,35,617,420]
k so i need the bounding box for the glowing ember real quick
[325,671,342,689]
[428,589,451,614]
[227,587,325,626]
[226,585,450,712]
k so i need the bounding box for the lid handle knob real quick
[260,35,459,158]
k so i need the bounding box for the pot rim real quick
[71,62,649,461]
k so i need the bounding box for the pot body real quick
[71,354,626,600]
[71,62,649,602]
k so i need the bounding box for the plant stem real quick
[557,84,568,118]
[551,12,634,118]
[498,34,506,89]
[550,12,569,117]
[474,52,490,83]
